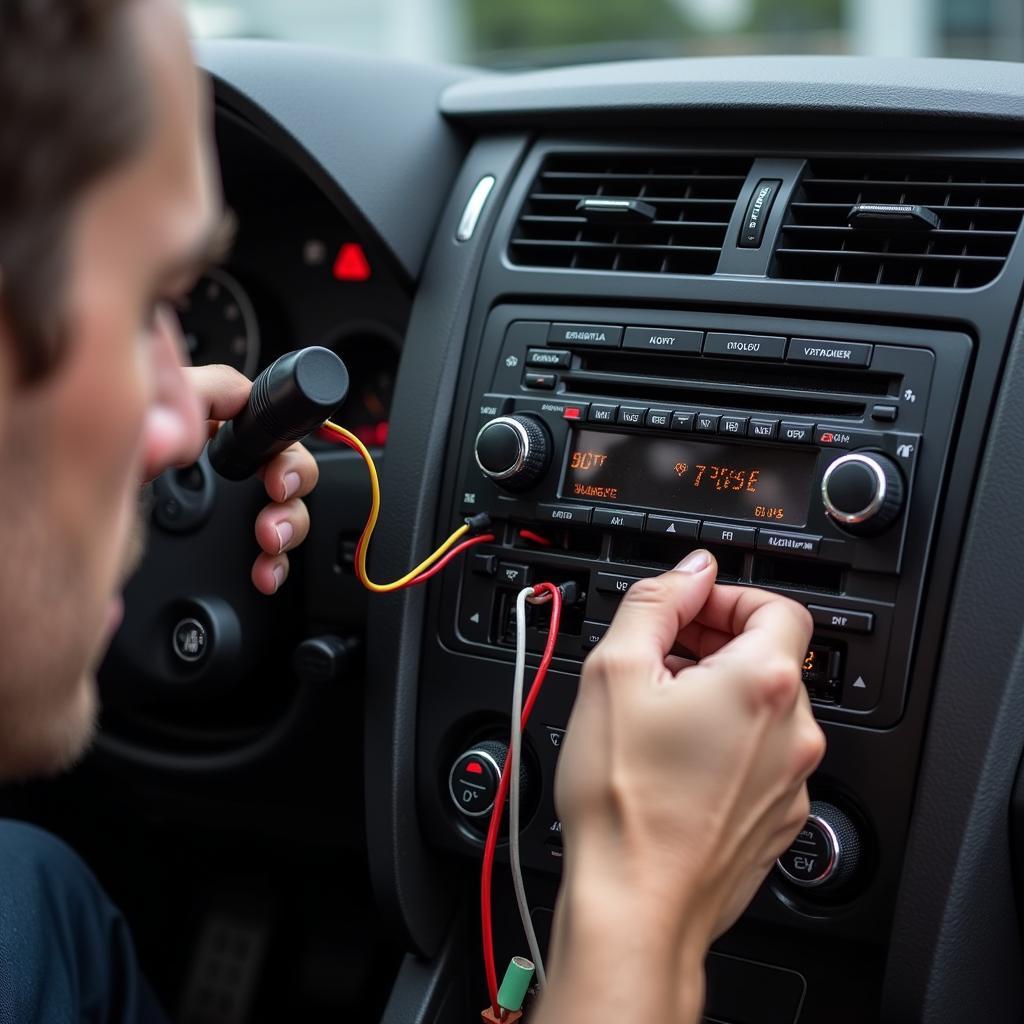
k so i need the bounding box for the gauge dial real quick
[330,329,399,448]
[177,267,260,377]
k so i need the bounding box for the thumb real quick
[597,549,718,669]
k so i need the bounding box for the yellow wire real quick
[322,420,471,593]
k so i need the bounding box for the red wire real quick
[518,528,552,547]
[401,533,495,585]
[316,425,492,590]
[481,582,563,1011]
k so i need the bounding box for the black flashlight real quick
[207,346,349,481]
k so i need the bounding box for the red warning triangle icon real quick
[332,242,371,282]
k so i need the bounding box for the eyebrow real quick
[158,207,238,288]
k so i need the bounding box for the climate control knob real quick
[474,415,550,492]
[821,452,904,535]
[776,800,862,890]
[448,740,531,820]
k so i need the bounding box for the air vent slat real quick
[515,239,724,255]
[540,171,748,184]
[774,158,1024,289]
[510,151,752,276]
[777,247,1004,264]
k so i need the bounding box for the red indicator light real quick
[466,761,484,775]
[562,407,582,420]
[332,242,371,282]
[820,432,834,443]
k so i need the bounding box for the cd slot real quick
[564,369,865,417]
[576,351,894,396]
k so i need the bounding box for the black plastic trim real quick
[364,134,531,957]
[883,308,1024,1021]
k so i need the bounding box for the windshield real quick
[187,0,1022,68]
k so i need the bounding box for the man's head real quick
[0,0,217,777]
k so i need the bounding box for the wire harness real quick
[481,582,564,1015]
[318,420,494,590]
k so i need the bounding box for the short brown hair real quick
[0,0,149,384]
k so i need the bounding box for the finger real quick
[254,498,310,555]
[689,585,813,666]
[185,363,253,424]
[258,443,320,503]
[596,549,717,669]
[251,551,289,595]
[673,620,735,660]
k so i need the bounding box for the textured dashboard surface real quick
[442,55,1024,129]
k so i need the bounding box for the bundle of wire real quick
[318,417,558,1012]
[317,419,494,590]
[481,582,562,1014]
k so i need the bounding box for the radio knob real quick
[821,452,904,535]
[474,415,550,492]
[776,800,863,891]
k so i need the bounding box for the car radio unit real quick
[444,304,969,729]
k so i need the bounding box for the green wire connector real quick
[497,956,535,1013]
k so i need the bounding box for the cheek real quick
[50,305,152,539]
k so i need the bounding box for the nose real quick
[140,306,205,480]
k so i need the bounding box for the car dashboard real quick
[79,44,1024,1023]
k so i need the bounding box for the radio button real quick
[807,605,875,634]
[523,371,557,390]
[748,418,779,440]
[671,411,695,432]
[497,562,531,588]
[589,403,618,424]
[527,348,571,368]
[814,425,875,448]
[537,503,592,526]
[719,415,749,437]
[581,621,610,650]
[548,323,623,348]
[788,337,873,368]
[617,406,647,427]
[593,508,645,532]
[704,332,786,361]
[471,553,496,576]
[701,522,757,548]
[757,531,821,557]
[645,408,672,429]
[780,421,814,444]
[596,572,642,596]
[646,515,700,539]
[623,326,702,354]
[695,412,720,433]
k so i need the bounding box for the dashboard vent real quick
[774,159,1024,288]
[510,152,752,275]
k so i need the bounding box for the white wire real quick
[510,585,547,987]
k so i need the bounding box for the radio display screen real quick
[561,429,818,527]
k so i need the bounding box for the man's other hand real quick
[142,358,319,595]
[539,548,824,1023]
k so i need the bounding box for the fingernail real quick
[275,521,294,553]
[282,471,301,501]
[272,563,287,592]
[675,548,711,574]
